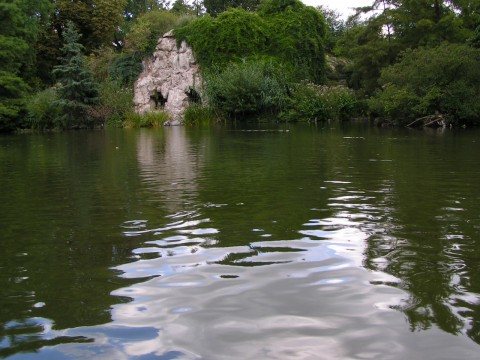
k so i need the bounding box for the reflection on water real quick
[136,127,202,213]
[1,126,480,359]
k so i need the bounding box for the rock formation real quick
[133,30,202,125]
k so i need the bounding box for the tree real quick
[317,5,347,52]
[204,0,260,16]
[53,0,127,53]
[0,1,30,131]
[336,0,473,96]
[171,0,195,14]
[368,43,480,125]
[176,0,327,83]
[53,22,99,129]
[123,0,171,20]
[124,10,177,56]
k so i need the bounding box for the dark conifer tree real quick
[53,21,99,129]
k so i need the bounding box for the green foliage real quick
[204,0,260,16]
[54,0,127,53]
[171,0,195,15]
[88,80,134,127]
[124,10,178,57]
[282,82,357,122]
[369,43,480,125]
[336,18,399,96]
[203,60,289,116]
[468,25,480,48]
[26,87,62,130]
[175,1,327,82]
[336,0,476,97]
[0,71,29,132]
[53,22,99,129]
[124,0,170,19]
[88,47,119,83]
[175,10,269,69]
[124,111,170,128]
[260,0,326,82]
[183,104,218,125]
[317,5,347,52]
[0,0,33,131]
[109,54,143,86]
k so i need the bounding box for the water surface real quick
[1,124,479,359]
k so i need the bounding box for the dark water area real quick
[0,123,479,359]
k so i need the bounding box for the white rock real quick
[133,30,202,124]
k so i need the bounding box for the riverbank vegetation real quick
[1,0,480,132]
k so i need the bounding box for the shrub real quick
[183,104,218,125]
[282,82,357,122]
[26,87,62,130]
[203,60,289,116]
[369,43,480,125]
[88,80,133,127]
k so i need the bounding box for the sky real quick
[301,0,371,18]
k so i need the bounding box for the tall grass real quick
[26,87,62,130]
[183,104,219,125]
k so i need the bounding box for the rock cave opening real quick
[150,89,167,110]
[185,87,201,104]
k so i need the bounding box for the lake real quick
[1,123,479,359]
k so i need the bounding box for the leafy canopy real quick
[369,43,480,125]
[175,0,327,83]
[0,0,30,131]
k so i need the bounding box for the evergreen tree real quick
[53,21,99,129]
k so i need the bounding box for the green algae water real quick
[1,124,479,359]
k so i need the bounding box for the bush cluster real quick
[203,60,289,117]
[26,87,62,130]
[369,43,480,125]
[281,82,357,122]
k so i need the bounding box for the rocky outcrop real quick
[133,30,202,124]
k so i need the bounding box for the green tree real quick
[171,0,195,14]
[317,5,347,52]
[176,0,327,82]
[0,0,30,131]
[175,9,269,69]
[53,22,99,129]
[336,0,473,96]
[204,0,260,16]
[260,0,327,83]
[124,10,177,56]
[53,0,127,53]
[368,43,480,125]
[124,0,170,20]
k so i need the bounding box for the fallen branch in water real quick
[406,114,445,128]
